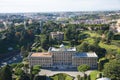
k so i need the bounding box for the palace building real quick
[28,44,98,69]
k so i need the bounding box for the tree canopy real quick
[0,65,12,80]
[103,59,120,80]
[77,64,90,72]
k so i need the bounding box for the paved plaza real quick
[39,69,93,80]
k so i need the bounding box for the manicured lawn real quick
[83,31,101,38]
[111,40,120,47]
[84,38,95,44]
[99,41,120,51]
[90,70,100,80]
[50,73,74,80]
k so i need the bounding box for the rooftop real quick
[48,44,76,52]
[49,47,76,51]
[74,52,98,58]
[31,52,52,57]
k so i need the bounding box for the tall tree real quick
[106,31,114,43]
[0,65,12,80]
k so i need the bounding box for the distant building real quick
[28,44,98,69]
[28,19,33,24]
[50,31,64,41]
[110,19,120,33]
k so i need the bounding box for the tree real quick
[30,65,41,80]
[40,34,48,50]
[77,42,89,52]
[14,68,24,76]
[106,31,114,43]
[34,75,46,80]
[103,59,120,80]
[77,64,90,72]
[23,61,29,74]
[87,75,91,80]
[98,58,109,71]
[19,73,30,80]
[0,65,12,80]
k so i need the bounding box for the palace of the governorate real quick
[28,44,98,69]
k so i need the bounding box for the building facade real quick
[28,44,98,69]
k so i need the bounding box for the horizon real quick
[0,10,120,14]
[0,0,120,13]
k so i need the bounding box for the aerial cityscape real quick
[0,0,120,80]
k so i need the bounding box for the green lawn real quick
[50,73,74,80]
[111,40,120,47]
[90,71,100,80]
[83,31,101,38]
[84,38,95,44]
[83,31,120,51]
[99,41,120,51]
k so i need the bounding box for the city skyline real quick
[0,0,120,13]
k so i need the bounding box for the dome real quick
[59,44,66,51]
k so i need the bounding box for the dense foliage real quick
[77,64,90,72]
[103,59,120,80]
[0,65,12,80]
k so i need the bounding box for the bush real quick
[16,63,24,68]
[98,58,109,71]
[14,68,24,75]
[77,64,90,72]
[10,63,18,69]
[113,34,120,40]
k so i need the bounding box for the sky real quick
[0,0,120,13]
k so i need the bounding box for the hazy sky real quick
[0,0,120,13]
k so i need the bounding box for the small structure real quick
[50,31,64,41]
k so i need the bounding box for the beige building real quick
[28,44,98,69]
[50,31,64,41]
